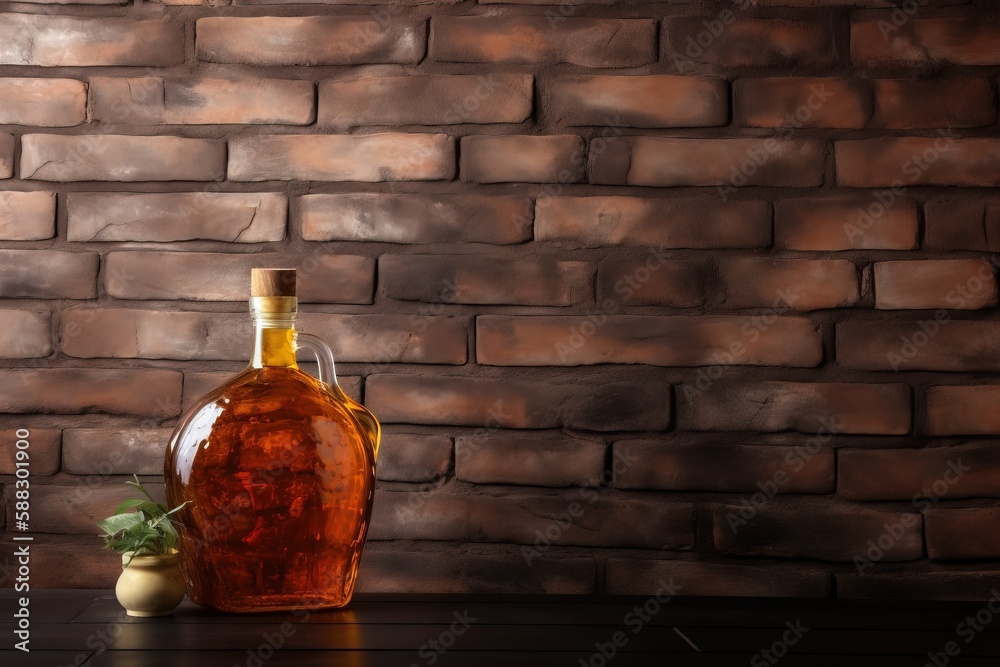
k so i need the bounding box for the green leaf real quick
[114,499,145,515]
[96,512,144,536]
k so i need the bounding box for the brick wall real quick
[1,0,1000,600]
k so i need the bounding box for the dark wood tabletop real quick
[5,589,1000,666]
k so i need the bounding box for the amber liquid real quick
[165,365,377,612]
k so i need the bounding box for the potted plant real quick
[96,475,189,617]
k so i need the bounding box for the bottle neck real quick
[250,297,298,369]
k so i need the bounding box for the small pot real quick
[115,550,186,617]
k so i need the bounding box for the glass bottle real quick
[164,268,380,612]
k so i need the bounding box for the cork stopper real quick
[251,269,296,297]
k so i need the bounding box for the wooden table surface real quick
[5,589,1000,665]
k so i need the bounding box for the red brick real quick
[536,197,771,248]
[10,481,165,534]
[0,16,182,66]
[598,259,708,308]
[717,258,859,310]
[0,536,118,588]
[590,137,825,187]
[927,386,1000,435]
[666,18,835,68]
[836,137,1000,187]
[838,569,1000,602]
[381,255,592,306]
[614,440,834,494]
[678,382,911,435]
[547,75,728,128]
[870,78,995,129]
[61,308,463,363]
[196,16,425,66]
[229,133,454,182]
[477,315,821,368]
[925,199,1000,251]
[431,16,656,67]
[853,17,1000,67]
[775,196,918,251]
[370,492,692,550]
[90,77,315,125]
[735,77,871,128]
[0,78,86,126]
[0,250,98,299]
[68,192,286,243]
[0,310,51,358]
[714,502,923,561]
[0,429,60,476]
[365,373,671,431]
[0,133,12,179]
[838,322,1000,373]
[104,252,374,303]
[461,135,584,184]
[357,549,595,594]
[605,559,830,598]
[455,434,606,487]
[376,432,452,483]
[840,444,998,501]
[0,191,56,241]
[756,0,960,6]
[320,74,531,128]
[62,428,172,476]
[874,260,997,310]
[21,135,225,182]
[299,194,531,244]
[0,368,181,416]
[926,509,1000,560]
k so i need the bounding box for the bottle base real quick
[195,594,352,613]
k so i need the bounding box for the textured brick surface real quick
[666,18,835,68]
[21,135,225,182]
[104,252,374,303]
[67,193,287,243]
[591,137,825,187]
[0,429,60,476]
[926,509,1000,560]
[461,135,585,184]
[547,75,728,128]
[837,138,1000,187]
[775,197,918,251]
[838,322,1000,372]
[716,258,858,310]
[870,78,995,129]
[853,17,1000,67]
[0,15,182,66]
[229,133,454,182]
[0,191,56,240]
[455,433,606,487]
[365,374,671,431]
[91,77,315,125]
[840,444,999,500]
[320,74,532,128]
[376,432,453,483]
[678,382,911,434]
[0,369,181,416]
[381,255,592,306]
[735,77,871,128]
[536,197,771,248]
[477,315,822,367]
[431,16,656,67]
[614,440,834,494]
[62,429,172,475]
[0,250,98,298]
[196,16,426,66]
[0,309,52,358]
[0,78,86,126]
[927,386,1000,435]
[925,199,1000,251]
[299,194,531,244]
[874,260,997,310]
[714,503,923,562]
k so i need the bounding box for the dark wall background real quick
[1,0,1000,599]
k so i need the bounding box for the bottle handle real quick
[295,332,339,388]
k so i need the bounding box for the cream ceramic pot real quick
[115,551,186,617]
